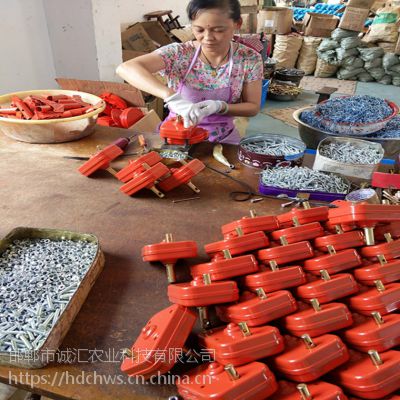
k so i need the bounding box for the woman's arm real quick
[223,80,262,117]
[116,53,174,100]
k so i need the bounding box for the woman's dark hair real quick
[187,0,241,22]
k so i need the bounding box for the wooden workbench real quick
[0,127,286,400]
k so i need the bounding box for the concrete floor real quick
[248,81,400,139]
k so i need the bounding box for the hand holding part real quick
[164,93,197,128]
[190,100,227,124]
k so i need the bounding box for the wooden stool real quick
[316,86,337,104]
[144,10,182,32]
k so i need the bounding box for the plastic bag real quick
[387,64,400,75]
[393,76,400,85]
[341,56,357,68]
[340,37,362,50]
[337,67,366,80]
[357,71,375,82]
[317,49,340,65]
[364,57,383,69]
[368,67,386,80]
[336,47,359,62]
[318,39,340,52]
[358,47,385,61]
[378,74,393,84]
[383,52,400,69]
[331,28,360,41]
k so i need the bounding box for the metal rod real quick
[224,364,240,380]
[172,197,200,204]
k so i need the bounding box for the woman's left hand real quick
[190,100,226,124]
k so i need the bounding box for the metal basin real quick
[293,106,400,159]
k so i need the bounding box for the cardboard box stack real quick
[339,0,375,32]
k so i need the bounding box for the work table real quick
[0,127,286,400]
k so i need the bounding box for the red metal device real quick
[354,256,400,285]
[177,361,278,400]
[78,137,134,176]
[116,152,162,183]
[296,271,359,304]
[375,222,400,241]
[120,304,196,379]
[361,237,400,261]
[216,289,297,327]
[119,162,169,198]
[270,380,348,400]
[271,222,325,245]
[221,210,279,237]
[198,322,284,366]
[142,233,198,283]
[159,116,209,145]
[277,210,296,228]
[314,231,365,252]
[157,159,205,193]
[190,252,259,281]
[292,205,330,225]
[343,312,400,352]
[348,281,400,315]
[204,231,269,257]
[283,299,353,337]
[303,248,362,275]
[332,349,400,399]
[371,171,400,190]
[242,263,306,293]
[257,241,314,266]
[168,274,239,306]
[328,203,400,246]
[324,219,357,234]
[273,334,349,382]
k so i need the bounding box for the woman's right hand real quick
[164,93,198,128]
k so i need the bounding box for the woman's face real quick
[191,9,241,52]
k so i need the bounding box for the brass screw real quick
[310,298,321,312]
[238,322,251,337]
[320,269,331,281]
[255,287,267,300]
[297,383,312,399]
[301,334,316,349]
[224,364,240,380]
[327,245,336,255]
[368,350,383,366]
[371,311,384,326]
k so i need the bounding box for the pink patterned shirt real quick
[155,41,263,103]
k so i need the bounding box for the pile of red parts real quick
[121,201,400,399]
[0,94,102,120]
[97,92,144,128]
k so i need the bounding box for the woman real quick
[116,0,263,144]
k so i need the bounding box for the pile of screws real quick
[241,138,304,157]
[0,238,97,352]
[370,116,400,138]
[268,82,302,97]
[319,142,383,164]
[261,166,349,194]
[315,95,393,125]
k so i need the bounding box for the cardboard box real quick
[140,21,173,47]
[170,27,194,43]
[339,7,370,31]
[241,13,258,33]
[121,23,158,52]
[257,7,293,34]
[303,13,340,37]
[347,0,375,8]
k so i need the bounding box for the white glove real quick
[189,100,226,125]
[164,93,198,128]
